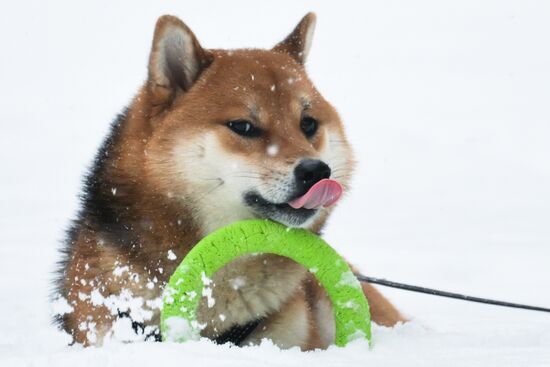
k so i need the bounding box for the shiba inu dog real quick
[54,12,405,349]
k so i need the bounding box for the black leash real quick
[356,274,550,313]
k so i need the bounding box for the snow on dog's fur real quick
[53,13,405,349]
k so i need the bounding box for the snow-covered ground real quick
[1,1,549,366]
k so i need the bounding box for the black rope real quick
[356,274,550,313]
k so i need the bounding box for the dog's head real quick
[144,14,355,233]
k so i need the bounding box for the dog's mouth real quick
[243,179,343,227]
[244,192,317,226]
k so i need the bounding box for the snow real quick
[267,144,280,157]
[337,271,360,288]
[167,250,177,260]
[1,0,550,366]
[230,276,247,290]
[163,317,200,343]
[201,272,216,308]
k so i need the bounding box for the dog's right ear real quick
[147,15,212,105]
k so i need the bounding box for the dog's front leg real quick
[196,254,309,344]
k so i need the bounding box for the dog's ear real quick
[147,15,212,104]
[273,13,316,64]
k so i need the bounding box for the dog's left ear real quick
[273,12,316,64]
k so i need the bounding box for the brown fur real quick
[55,13,405,349]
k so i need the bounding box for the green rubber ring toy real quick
[160,219,371,347]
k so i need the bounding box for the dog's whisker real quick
[230,170,265,175]
[198,177,224,181]
[333,175,352,181]
[230,175,265,181]
[330,166,349,173]
[194,181,225,201]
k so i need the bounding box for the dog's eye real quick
[300,116,318,138]
[227,120,262,138]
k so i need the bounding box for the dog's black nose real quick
[294,159,331,193]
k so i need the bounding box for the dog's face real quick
[145,14,354,233]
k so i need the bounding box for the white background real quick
[0,1,549,366]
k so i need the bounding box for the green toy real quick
[160,219,371,347]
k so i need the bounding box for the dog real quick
[53,12,405,349]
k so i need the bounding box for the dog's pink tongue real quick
[288,179,343,210]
